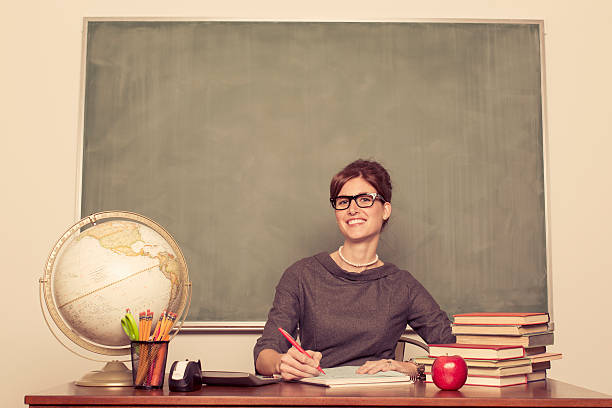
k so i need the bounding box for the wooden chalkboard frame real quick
[75,18,552,332]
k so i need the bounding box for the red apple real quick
[432,355,468,391]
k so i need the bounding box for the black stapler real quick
[169,360,202,392]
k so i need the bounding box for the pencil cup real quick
[130,341,169,389]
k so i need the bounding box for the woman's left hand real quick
[356,359,418,376]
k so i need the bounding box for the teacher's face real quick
[334,177,391,243]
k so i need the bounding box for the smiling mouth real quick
[347,219,366,225]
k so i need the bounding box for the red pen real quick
[278,327,325,374]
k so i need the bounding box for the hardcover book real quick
[423,364,531,377]
[527,352,562,364]
[426,373,527,387]
[531,361,551,371]
[414,356,531,368]
[453,312,549,325]
[466,365,532,377]
[428,343,525,360]
[527,370,547,382]
[454,332,554,347]
[452,323,549,336]
[524,346,547,356]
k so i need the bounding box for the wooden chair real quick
[395,335,430,361]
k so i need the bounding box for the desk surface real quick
[25,379,612,407]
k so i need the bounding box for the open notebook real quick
[297,366,414,387]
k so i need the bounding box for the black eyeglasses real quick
[330,193,386,210]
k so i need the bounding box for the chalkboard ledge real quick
[178,322,267,334]
[176,322,421,336]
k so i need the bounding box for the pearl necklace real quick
[338,245,379,268]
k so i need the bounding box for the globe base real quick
[75,360,132,387]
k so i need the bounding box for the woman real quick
[254,159,455,379]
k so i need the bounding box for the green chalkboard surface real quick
[80,20,548,324]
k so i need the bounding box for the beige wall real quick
[3,1,612,405]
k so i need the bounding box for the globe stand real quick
[76,361,132,387]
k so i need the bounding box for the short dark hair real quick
[330,159,392,228]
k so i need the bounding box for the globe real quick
[40,211,191,386]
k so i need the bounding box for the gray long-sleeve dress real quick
[253,252,455,370]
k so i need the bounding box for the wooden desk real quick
[25,379,612,407]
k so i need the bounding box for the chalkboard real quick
[79,20,548,324]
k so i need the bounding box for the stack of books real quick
[421,312,562,387]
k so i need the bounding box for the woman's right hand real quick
[278,346,323,380]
